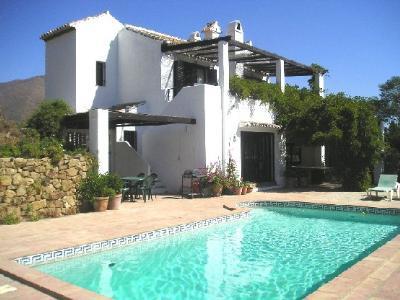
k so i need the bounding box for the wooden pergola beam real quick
[162,35,315,77]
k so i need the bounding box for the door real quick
[241,131,275,182]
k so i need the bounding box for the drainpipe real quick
[218,40,229,172]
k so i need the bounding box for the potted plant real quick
[200,161,225,197]
[222,178,233,195]
[231,179,242,195]
[246,182,256,193]
[241,181,248,194]
[77,172,113,212]
[106,173,124,210]
[211,175,223,197]
[200,177,212,197]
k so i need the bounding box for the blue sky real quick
[0,0,399,97]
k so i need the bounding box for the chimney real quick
[227,20,243,43]
[188,31,201,42]
[202,21,221,40]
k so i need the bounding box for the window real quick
[96,61,106,86]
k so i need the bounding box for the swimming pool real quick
[35,206,400,299]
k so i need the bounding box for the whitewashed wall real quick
[75,13,124,112]
[118,30,168,114]
[112,142,151,177]
[45,30,77,110]
[225,97,285,185]
[142,85,221,193]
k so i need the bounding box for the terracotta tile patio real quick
[0,187,399,299]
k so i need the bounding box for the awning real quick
[239,121,281,130]
[62,111,196,129]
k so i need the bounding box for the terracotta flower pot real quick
[108,193,122,210]
[211,184,223,197]
[93,196,109,212]
[247,187,253,193]
[232,187,242,195]
[241,187,247,195]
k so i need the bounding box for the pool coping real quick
[1,199,399,299]
[14,211,250,266]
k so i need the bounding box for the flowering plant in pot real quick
[200,161,224,197]
[106,173,124,210]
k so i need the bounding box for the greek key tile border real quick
[14,211,250,266]
[239,200,400,215]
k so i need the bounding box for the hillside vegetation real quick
[0,76,44,123]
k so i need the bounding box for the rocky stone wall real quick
[0,155,90,220]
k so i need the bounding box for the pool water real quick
[36,207,400,299]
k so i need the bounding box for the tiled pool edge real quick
[14,211,250,266]
[239,200,400,215]
[15,200,400,267]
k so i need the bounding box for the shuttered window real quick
[96,61,106,86]
[173,61,218,96]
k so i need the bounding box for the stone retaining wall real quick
[0,155,91,220]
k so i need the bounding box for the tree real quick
[26,99,72,140]
[377,76,400,122]
[384,122,400,176]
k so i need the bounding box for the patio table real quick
[121,176,144,200]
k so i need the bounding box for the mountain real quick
[0,76,44,123]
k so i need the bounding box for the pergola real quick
[162,36,322,170]
[62,109,196,174]
[62,110,196,129]
[161,35,315,77]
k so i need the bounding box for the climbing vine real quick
[229,76,383,191]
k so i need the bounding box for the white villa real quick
[41,11,325,193]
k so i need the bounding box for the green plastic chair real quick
[367,174,399,201]
[136,175,155,202]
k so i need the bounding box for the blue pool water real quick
[36,207,400,299]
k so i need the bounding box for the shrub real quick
[26,99,72,140]
[25,204,40,222]
[77,172,116,204]
[40,138,64,164]
[0,212,21,225]
[106,173,124,195]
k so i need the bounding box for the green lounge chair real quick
[367,174,399,201]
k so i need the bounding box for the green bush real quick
[0,212,21,225]
[0,127,65,164]
[77,172,116,204]
[106,173,124,194]
[41,138,64,164]
[25,204,40,222]
[0,144,21,157]
[26,99,72,140]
